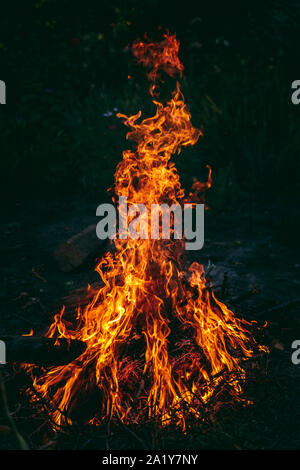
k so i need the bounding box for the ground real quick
[0,196,299,449]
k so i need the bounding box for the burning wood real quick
[54,224,108,272]
[2,336,86,366]
[22,32,267,430]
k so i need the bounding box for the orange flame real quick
[24,32,267,430]
[132,31,184,82]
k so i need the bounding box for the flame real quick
[22,329,34,337]
[132,31,184,82]
[24,32,267,430]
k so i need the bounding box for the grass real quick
[1,1,300,206]
[2,52,299,208]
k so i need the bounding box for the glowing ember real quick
[24,32,267,430]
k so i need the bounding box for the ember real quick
[24,32,267,430]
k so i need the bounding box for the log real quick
[66,367,103,424]
[62,282,103,309]
[256,298,300,317]
[54,224,108,272]
[0,336,87,366]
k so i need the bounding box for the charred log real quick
[54,224,109,272]
[1,336,87,366]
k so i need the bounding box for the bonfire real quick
[24,32,267,431]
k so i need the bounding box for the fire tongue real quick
[24,32,267,430]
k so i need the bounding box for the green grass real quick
[2,57,299,206]
[1,0,300,206]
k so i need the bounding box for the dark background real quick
[0,0,300,450]
[1,0,300,204]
